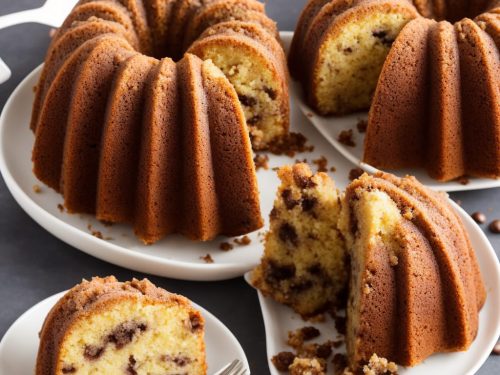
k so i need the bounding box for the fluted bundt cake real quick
[29,0,296,242]
[252,164,486,370]
[251,164,347,318]
[290,0,500,181]
[36,276,206,374]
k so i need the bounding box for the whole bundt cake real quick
[36,276,206,374]
[252,164,486,370]
[290,0,500,181]
[30,0,294,242]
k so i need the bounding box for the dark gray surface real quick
[0,0,498,374]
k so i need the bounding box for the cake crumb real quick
[91,230,103,240]
[313,156,328,172]
[100,220,114,227]
[57,203,64,212]
[307,112,314,118]
[200,254,214,263]
[492,341,500,355]
[289,357,326,375]
[337,129,355,147]
[269,132,314,157]
[33,184,42,193]
[288,326,320,349]
[457,176,470,185]
[234,235,251,246]
[356,119,368,133]
[362,353,398,375]
[349,168,364,181]
[219,242,234,251]
[271,351,296,371]
[253,154,269,171]
[49,28,57,37]
[330,166,337,172]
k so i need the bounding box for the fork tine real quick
[219,359,240,375]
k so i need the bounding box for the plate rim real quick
[0,289,249,374]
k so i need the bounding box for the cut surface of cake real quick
[251,163,348,318]
[290,0,500,181]
[253,165,486,370]
[36,276,206,375]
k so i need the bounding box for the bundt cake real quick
[29,0,296,242]
[252,164,486,370]
[290,0,500,181]
[251,163,347,318]
[36,276,206,374]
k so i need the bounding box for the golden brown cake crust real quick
[36,276,203,375]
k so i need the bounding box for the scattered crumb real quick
[330,166,337,172]
[33,184,42,193]
[488,219,500,234]
[454,199,462,206]
[219,242,234,251]
[307,112,314,118]
[33,85,37,93]
[100,220,114,227]
[288,326,321,349]
[307,313,326,323]
[492,341,500,355]
[49,28,57,37]
[295,158,308,164]
[271,351,296,371]
[362,353,398,375]
[268,132,314,157]
[272,166,280,171]
[356,119,368,133]
[337,129,355,147]
[200,254,214,263]
[91,230,103,239]
[457,176,470,185]
[233,235,251,246]
[349,168,364,181]
[332,353,348,375]
[57,203,64,212]
[253,154,269,171]
[313,156,328,172]
[289,357,326,375]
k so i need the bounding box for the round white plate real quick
[0,290,249,374]
[0,32,360,281]
[246,200,500,375]
[293,80,500,192]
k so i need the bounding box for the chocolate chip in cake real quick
[301,196,318,212]
[265,260,296,283]
[272,351,296,371]
[488,219,500,234]
[471,211,486,224]
[294,173,316,190]
[107,322,147,349]
[282,189,300,209]
[356,119,368,133]
[270,207,279,220]
[62,365,77,374]
[163,354,192,367]
[337,129,356,147]
[343,47,353,54]
[126,355,137,375]
[372,30,394,46]
[189,312,203,333]
[264,86,277,100]
[348,167,364,181]
[279,223,299,246]
[238,94,257,107]
[84,345,105,360]
[290,280,313,293]
[307,263,322,276]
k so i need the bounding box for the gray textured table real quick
[0,1,498,374]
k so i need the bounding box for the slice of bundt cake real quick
[36,276,206,375]
[252,165,486,370]
[339,172,486,369]
[251,164,347,318]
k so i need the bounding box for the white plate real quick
[0,32,361,281]
[0,290,248,374]
[246,200,500,375]
[293,80,500,192]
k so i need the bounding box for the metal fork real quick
[214,359,249,375]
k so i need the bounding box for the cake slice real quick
[251,163,348,318]
[36,276,206,375]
